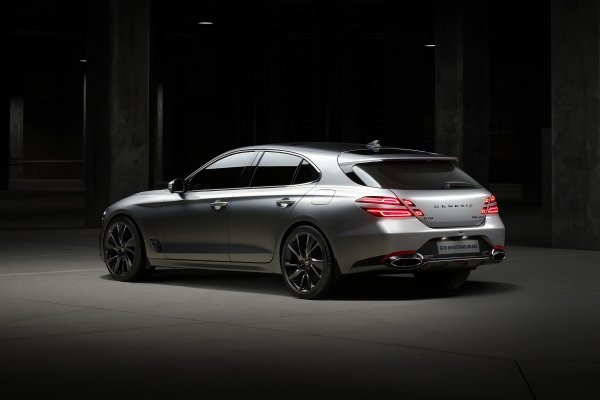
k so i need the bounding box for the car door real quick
[228,151,320,263]
[162,151,258,261]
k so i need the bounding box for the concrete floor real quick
[1,228,599,399]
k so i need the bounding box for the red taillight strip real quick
[356,196,415,218]
[482,194,499,215]
[401,198,425,217]
[365,208,413,218]
[356,196,427,218]
[356,196,401,205]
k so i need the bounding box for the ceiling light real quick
[79,59,87,63]
[424,44,435,47]
[198,21,213,25]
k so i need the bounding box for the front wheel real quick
[413,270,471,290]
[103,216,152,282]
[281,226,335,299]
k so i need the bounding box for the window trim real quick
[248,150,321,189]
[184,149,321,192]
[184,150,260,192]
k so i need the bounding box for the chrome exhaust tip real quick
[389,253,424,269]
[490,249,506,262]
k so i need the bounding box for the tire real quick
[280,225,335,299]
[413,269,471,290]
[103,216,153,282]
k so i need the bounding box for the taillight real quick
[482,195,499,215]
[356,196,418,218]
[356,196,400,205]
[365,209,413,217]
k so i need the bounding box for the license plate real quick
[437,240,480,255]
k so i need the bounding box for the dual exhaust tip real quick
[387,248,507,269]
[490,248,506,262]
[389,253,424,269]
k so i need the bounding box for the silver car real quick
[100,142,506,298]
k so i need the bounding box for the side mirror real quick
[168,178,185,194]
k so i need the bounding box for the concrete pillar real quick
[520,2,551,205]
[1,92,6,190]
[1,9,8,190]
[8,95,24,180]
[435,0,489,188]
[85,0,151,226]
[551,0,600,250]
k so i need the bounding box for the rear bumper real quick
[330,215,505,275]
[384,247,506,272]
[349,248,506,275]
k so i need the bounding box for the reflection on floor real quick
[0,228,599,399]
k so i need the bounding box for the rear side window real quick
[293,160,319,184]
[350,161,481,190]
[189,151,257,190]
[251,152,302,187]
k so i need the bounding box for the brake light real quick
[356,196,415,218]
[402,199,425,217]
[356,196,400,205]
[365,209,413,217]
[482,194,499,215]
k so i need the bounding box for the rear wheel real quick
[103,216,153,282]
[281,226,335,299]
[413,270,470,290]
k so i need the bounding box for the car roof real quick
[236,142,458,164]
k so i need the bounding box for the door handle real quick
[276,198,295,208]
[210,201,229,210]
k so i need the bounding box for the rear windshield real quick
[349,160,481,190]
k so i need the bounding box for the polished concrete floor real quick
[1,228,599,399]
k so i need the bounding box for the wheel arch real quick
[101,211,147,257]
[277,220,341,277]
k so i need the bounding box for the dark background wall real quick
[4,0,599,251]
[7,0,84,180]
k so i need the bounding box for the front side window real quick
[251,152,302,187]
[188,151,257,190]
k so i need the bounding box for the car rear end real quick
[332,150,506,275]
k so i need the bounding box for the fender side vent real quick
[149,239,163,253]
